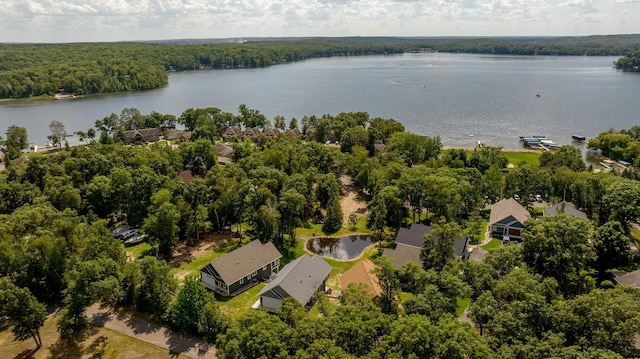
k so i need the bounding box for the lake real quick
[1,53,638,148]
[306,235,374,261]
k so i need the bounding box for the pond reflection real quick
[306,235,374,260]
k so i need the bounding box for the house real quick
[615,270,640,288]
[165,130,192,142]
[285,128,301,138]
[215,144,234,158]
[258,254,331,312]
[489,198,531,240]
[201,240,282,296]
[122,128,160,145]
[222,127,242,142]
[543,201,587,219]
[243,127,262,140]
[339,259,383,297]
[383,223,469,268]
[263,128,281,140]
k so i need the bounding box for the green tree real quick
[602,180,640,232]
[421,219,462,271]
[592,221,632,275]
[276,297,307,327]
[522,213,595,297]
[373,255,399,314]
[170,275,211,335]
[48,120,67,149]
[323,198,343,233]
[3,125,28,161]
[143,190,180,259]
[136,256,177,316]
[0,278,47,348]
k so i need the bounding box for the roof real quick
[489,198,530,226]
[454,235,470,259]
[468,247,488,263]
[395,223,431,248]
[543,201,588,219]
[258,254,331,306]
[201,240,282,285]
[383,244,422,268]
[215,144,234,157]
[339,259,383,296]
[615,270,640,288]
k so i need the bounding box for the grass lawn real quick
[398,291,414,303]
[456,297,471,316]
[124,242,153,260]
[481,238,502,250]
[216,283,265,319]
[504,151,541,168]
[1,315,190,359]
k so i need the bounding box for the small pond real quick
[306,235,374,261]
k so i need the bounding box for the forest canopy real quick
[1,35,640,98]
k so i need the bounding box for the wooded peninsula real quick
[2,107,640,358]
[1,35,640,99]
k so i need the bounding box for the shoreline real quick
[442,145,539,153]
[301,234,377,263]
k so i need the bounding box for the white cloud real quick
[0,0,638,42]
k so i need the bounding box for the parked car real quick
[119,229,138,240]
[125,234,147,247]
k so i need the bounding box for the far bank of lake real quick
[1,53,638,148]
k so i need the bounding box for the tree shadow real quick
[12,347,39,359]
[46,328,105,359]
[163,328,209,357]
[123,313,159,335]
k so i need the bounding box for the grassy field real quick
[1,315,191,359]
[504,151,541,167]
[216,284,265,319]
[481,238,502,250]
[456,297,471,316]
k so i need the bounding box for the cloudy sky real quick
[0,0,638,43]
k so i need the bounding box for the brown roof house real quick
[263,128,281,140]
[285,128,302,139]
[222,127,242,142]
[243,127,262,140]
[121,128,160,145]
[489,198,531,240]
[201,240,282,296]
[383,223,469,269]
[543,201,588,219]
[339,259,383,297]
[258,254,331,312]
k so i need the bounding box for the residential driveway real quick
[86,304,217,359]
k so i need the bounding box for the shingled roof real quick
[258,254,331,306]
[543,201,587,219]
[339,259,383,296]
[489,198,530,226]
[201,240,282,285]
[396,223,431,248]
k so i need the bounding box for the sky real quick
[0,0,638,43]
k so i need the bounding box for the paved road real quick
[86,305,217,359]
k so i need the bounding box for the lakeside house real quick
[200,240,282,296]
[121,128,160,145]
[258,254,331,312]
[489,198,531,241]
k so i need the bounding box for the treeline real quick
[2,35,640,98]
[2,109,640,357]
[615,49,640,71]
[588,125,640,165]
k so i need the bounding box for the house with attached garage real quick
[489,198,531,241]
[258,254,331,312]
[200,240,282,296]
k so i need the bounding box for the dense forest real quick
[615,49,640,71]
[1,35,640,98]
[2,108,640,357]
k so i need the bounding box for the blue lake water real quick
[1,53,638,148]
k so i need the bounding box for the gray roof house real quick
[258,254,331,312]
[615,270,640,288]
[543,201,588,219]
[490,198,531,240]
[201,240,282,296]
[383,223,469,268]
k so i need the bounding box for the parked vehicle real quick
[124,234,147,247]
[119,229,138,240]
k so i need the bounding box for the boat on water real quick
[571,135,586,143]
[54,93,76,100]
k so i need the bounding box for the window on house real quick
[252,271,257,277]
[239,278,244,284]
[262,265,267,271]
